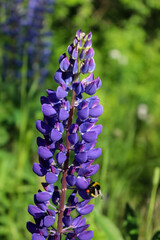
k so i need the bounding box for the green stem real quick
[146,167,160,240]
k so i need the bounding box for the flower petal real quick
[76,176,90,189]
[42,104,56,117]
[36,120,51,135]
[45,172,58,184]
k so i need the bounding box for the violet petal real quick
[68,133,79,145]
[44,216,55,227]
[75,152,87,164]
[77,204,94,215]
[36,191,52,202]
[82,131,97,143]
[36,120,51,135]
[56,152,67,165]
[78,230,94,240]
[28,205,45,218]
[56,86,68,99]
[77,107,89,120]
[51,129,62,142]
[38,146,53,159]
[76,176,89,189]
[66,175,77,186]
[87,148,101,160]
[42,104,56,117]
[32,163,47,176]
[59,108,69,121]
[46,172,58,184]
[89,105,103,117]
[32,233,46,240]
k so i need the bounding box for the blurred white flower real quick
[137,104,148,120]
[109,49,128,65]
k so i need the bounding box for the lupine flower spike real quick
[27,30,103,240]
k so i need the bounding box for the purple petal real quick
[36,120,51,135]
[66,175,77,186]
[46,172,58,184]
[79,49,85,60]
[84,40,92,48]
[88,58,95,72]
[54,68,65,85]
[77,200,90,208]
[72,216,82,227]
[59,53,66,63]
[59,108,69,121]
[37,137,45,147]
[78,230,94,240]
[36,191,52,202]
[68,133,79,145]
[85,48,94,59]
[63,216,72,227]
[77,204,94,215]
[81,60,89,74]
[85,82,97,95]
[56,86,68,99]
[42,104,56,117]
[72,47,78,59]
[28,205,45,218]
[77,107,89,120]
[72,82,84,95]
[40,228,48,238]
[78,168,90,176]
[67,44,73,56]
[75,224,90,234]
[78,189,91,200]
[51,129,62,142]
[38,146,53,159]
[89,104,103,117]
[91,125,102,135]
[47,209,56,216]
[76,176,90,189]
[56,152,67,165]
[73,59,78,74]
[79,122,93,133]
[82,131,97,143]
[26,222,38,234]
[86,164,99,176]
[44,215,55,227]
[32,233,46,240]
[76,30,83,40]
[75,152,87,163]
[87,148,101,160]
[42,183,54,193]
[60,56,70,72]
[48,234,60,240]
[69,123,79,133]
[32,163,47,176]
[87,32,92,40]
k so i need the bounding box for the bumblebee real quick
[86,182,103,198]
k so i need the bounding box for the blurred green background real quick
[0,0,160,239]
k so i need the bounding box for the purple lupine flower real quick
[27,30,103,240]
[0,0,54,85]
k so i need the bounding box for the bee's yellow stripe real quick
[92,182,99,187]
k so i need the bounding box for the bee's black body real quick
[86,182,102,198]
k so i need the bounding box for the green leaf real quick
[152,231,160,240]
[123,203,139,240]
[94,210,124,240]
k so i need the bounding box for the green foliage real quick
[152,231,160,240]
[123,203,139,240]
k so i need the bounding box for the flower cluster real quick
[27,30,103,240]
[0,0,54,85]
